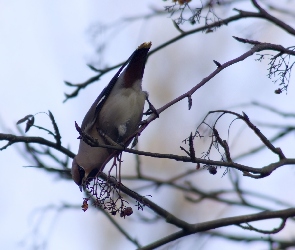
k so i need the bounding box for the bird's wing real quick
[81,42,151,132]
[81,54,133,132]
[94,62,127,116]
[94,43,152,116]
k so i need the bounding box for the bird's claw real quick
[144,97,159,117]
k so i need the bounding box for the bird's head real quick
[71,157,99,191]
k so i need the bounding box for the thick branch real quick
[74,119,295,178]
[97,172,191,230]
[140,208,295,250]
[251,0,295,35]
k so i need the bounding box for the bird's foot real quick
[144,97,159,117]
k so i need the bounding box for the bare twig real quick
[0,133,74,158]
[64,3,295,102]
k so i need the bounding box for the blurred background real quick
[1,0,295,249]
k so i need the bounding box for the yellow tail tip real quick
[137,42,152,50]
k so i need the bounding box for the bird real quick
[71,42,152,190]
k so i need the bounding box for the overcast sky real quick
[1,1,295,249]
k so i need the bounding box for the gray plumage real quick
[71,42,151,189]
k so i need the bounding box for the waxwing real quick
[71,42,152,190]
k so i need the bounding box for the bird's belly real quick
[99,90,145,141]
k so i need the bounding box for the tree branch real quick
[0,133,74,158]
[64,3,295,102]
[140,208,295,249]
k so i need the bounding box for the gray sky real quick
[1,1,295,249]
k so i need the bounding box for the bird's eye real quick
[87,168,99,182]
[77,165,85,185]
